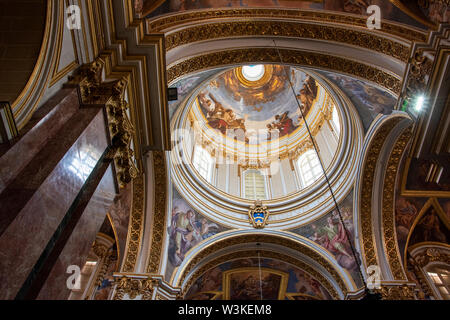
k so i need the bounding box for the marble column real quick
[0,97,111,299]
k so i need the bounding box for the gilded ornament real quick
[146,151,168,273]
[382,125,413,280]
[167,48,401,96]
[248,200,270,229]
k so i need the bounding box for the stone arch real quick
[3,1,63,128]
[171,230,358,300]
[355,112,414,282]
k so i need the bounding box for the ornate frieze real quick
[121,175,145,273]
[401,51,434,110]
[375,284,416,300]
[112,274,180,300]
[359,117,403,271]
[382,125,414,280]
[147,8,427,43]
[167,48,401,96]
[113,276,157,300]
[165,20,410,63]
[146,151,168,274]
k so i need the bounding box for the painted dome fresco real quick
[170,63,365,229]
[189,64,322,148]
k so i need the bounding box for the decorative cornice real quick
[165,20,410,63]
[382,125,414,280]
[146,151,168,273]
[410,246,450,268]
[147,8,427,43]
[167,48,401,96]
[113,276,157,300]
[121,175,145,272]
[66,58,139,188]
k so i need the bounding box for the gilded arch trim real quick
[182,249,341,300]
[358,116,406,273]
[147,8,428,43]
[382,124,414,280]
[173,233,352,298]
[403,198,450,269]
[167,48,402,95]
[163,20,411,63]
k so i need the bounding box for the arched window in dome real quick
[243,169,267,200]
[426,265,450,300]
[297,150,322,187]
[192,145,213,183]
[331,105,340,137]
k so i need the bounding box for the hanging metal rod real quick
[272,40,369,292]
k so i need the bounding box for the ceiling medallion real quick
[235,64,273,88]
[248,200,270,229]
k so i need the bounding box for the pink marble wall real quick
[0,89,79,194]
[37,166,117,300]
[0,107,108,299]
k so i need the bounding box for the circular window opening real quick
[242,65,265,82]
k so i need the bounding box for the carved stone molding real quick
[113,276,157,300]
[375,284,416,300]
[359,117,404,271]
[122,175,145,273]
[147,8,427,43]
[66,58,139,188]
[112,274,180,300]
[382,125,414,280]
[402,50,434,109]
[165,20,410,63]
[146,151,168,273]
[411,247,450,268]
[167,48,401,96]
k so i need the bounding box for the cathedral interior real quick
[0,0,449,301]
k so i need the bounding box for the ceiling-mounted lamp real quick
[401,93,427,119]
[414,95,425,112]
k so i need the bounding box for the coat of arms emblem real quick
[248,200,269,228]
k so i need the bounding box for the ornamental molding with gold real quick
[163,20,411,64]
[146,151,168,274]
[147,8,428,43]
[174,233,351,297]
[167,48,401,96]
[382,125,414,280]
[121,175,145,273]
[358,116,405,273]
[65,58,139,188]
[112,274,180,300]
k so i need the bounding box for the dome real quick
[171,64,363,229]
